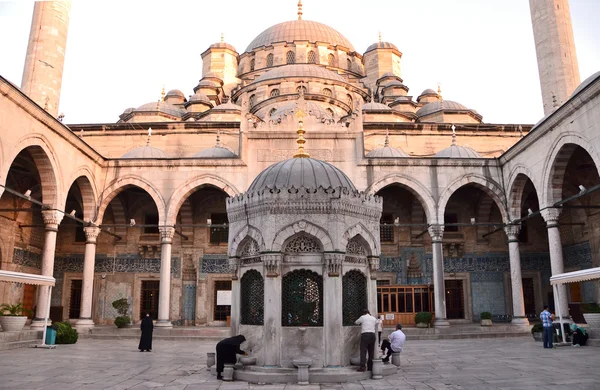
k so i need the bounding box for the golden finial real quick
[384,129,389,147]
[221,33,224,43]
[378,31,382,43]
[147,127,152,146]
[451,124,456,146]
[437,82,442,101]
[297,0,303,20]
[161,86,165,102]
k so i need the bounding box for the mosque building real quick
[0,0,598,335]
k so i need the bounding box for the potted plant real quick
[0,303,31,332]
[112,298,131,328]
[581,303,600,329]
[415,311,433,328]
[531,323,543,341]
[480,312,492,326]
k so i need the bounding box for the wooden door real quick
[445,280,464,319]
[140,281,160,320]
[522,278,536,316]
[23,284,35,318]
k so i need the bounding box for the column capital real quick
[324,253,344,277]
[159,226,175,243]
[367,255,380,276]
[262,253,282,277]
[228,257,240,280]
[42,209,64,230]
[428,225,444,242]
[84,226,101,244]
[504,224,521,241]
[541,208,561,227]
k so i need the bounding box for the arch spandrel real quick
[272,220,333,252]
[94,175,166,225]
[165,174,240,226]
[437,174,509,225]
[541,133,600,207]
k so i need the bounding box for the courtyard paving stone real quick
[0,337,598,389]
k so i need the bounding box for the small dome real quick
[134,102,186,118]
[419,89,437,96]
[366,146,408,158]
[122,145,169,159]
[365,41,399,53]
[434,145,481,158]
[165,89,185,99]
[209,41,237,52]
[253,64,347,84]
[362,102,392,111]
[246,20,354,52]
[248,158,355,193]
[193,145,237,158]
[189,93,212,104]
[416,100,469,117]
[197,78,222,88]
[572,71,600,97]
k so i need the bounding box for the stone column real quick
[229,257,241,335]
[156,226,175,328]
[76,226,100,330]
[367,256,380,315]
[504,225,529,326]
[263,253,282,366]
[323,253,343,367]
[541,209,570,320]
[31,210,64,328]
[428,226,449,327]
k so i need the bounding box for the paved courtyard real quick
[0,337,598,389]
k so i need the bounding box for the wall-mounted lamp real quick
[70,210,76,216]
[24,189,31,198]
[394,217,400,226]
[207,218,212,226]
[470,218,476,225]
[579,185,586,193]
[527,208,533,216]
[129,218,136,226]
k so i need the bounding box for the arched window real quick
[269,107,277,116]
[342,270,367,326]
[241,270,264,325]
[249,94,256,108]
[270,89,280,97]
[266,53,274,67]
[307,51,316,64]
[286,51,296,64]
[322,88,333,97]
[282,269,323,326]
[296,85,307,95]
[250,59,255,72]
[347,58,352,70]
[328,53,335,66]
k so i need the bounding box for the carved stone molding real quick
[428,225,444,242]
[541,208,561,227]
[263,253,282,277]
[229,257,240,280]
[504,224,521,242]
[159,226,176,243]
[368,256,380,276]
[42,210,64,230]
[324,253,344,277]
[84,226,101,244]
[443,243,464,258]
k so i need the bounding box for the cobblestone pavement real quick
[0,337,598,389]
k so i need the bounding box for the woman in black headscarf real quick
[215,335,246,379]
[138,313,154,352]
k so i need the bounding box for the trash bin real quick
[45,326,56,345]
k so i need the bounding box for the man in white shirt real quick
[354,308,380,372]
[381,323,406,363]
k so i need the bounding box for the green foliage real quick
[480,312,492,320]
[415,311,433,325]
[114,315,131,328]
[581,303,600,313]
[112,298,130,316]
[0,302,31,316]
[531,323,544,334]
[51,322,78,344]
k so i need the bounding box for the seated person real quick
[570,323,588,347]
[380,323,406,363]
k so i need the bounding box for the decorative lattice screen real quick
[241,270,264,325]
[342,270,367,326]
[284,234,322,253]
[282,269,323,326]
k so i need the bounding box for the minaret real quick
[21,0,72,117]
[529,0,580,115]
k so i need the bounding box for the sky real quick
[0,0,599,125]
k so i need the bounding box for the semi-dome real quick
[122,145,169,159]
[434,145,481,158]
[365,41,399,53]
[416,100,469,117]
[362,102,392,111]
[193,145,237,158]
[366,146,408,158]
[248,158,356,192]
[253,64,347,84]
[572,71,600,97]
[246,20,354,52]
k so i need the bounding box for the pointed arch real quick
[65,167,99,222]
[342,222,378,256]
[272,220,333,252]
[229,225,266,257]
[437,174,508,224]
[507,166,539,222]
[94,175,166,225]
[165,174,240,226]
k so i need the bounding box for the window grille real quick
[296,85,307,95]
[250,59,255,71]
[343,270,367,325]
[307,51,316,64]
[266,53,274,67]
[284,234,322,253]
[328,53,335,66]
[241,270,264,325]
[286,51,296,64]
[209,213,228,244]
[240,238,260,258]
[282,269,323,326]
[270,89,280,97]
[322,88,333,97]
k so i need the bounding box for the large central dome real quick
[246,20,355,52]
[248,158,356,192]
